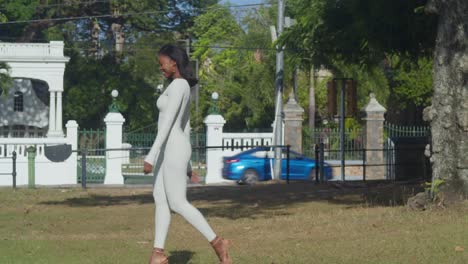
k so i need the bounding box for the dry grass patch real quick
[0,181,467,263]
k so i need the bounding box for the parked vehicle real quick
[222,146,333,184]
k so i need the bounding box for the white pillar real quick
[55,91,64,137]
[204,114,229,184]
[104,112,125,184]
[66,120,79,184]
[47,92,57,137]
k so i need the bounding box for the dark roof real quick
[11,78,49,105]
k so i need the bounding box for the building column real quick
[47,91,57,137]
[55,91,64,137]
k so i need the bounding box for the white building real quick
[0,41,69,138]
[0,41,78,187]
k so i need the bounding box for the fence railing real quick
[0,151,17,188]
[303,128,364,160]
[313,145,431,182]
[222,133,273,148]
[123,132,155,148]
[122,130,207,168]
[76,145,294,188]
[75,141,431,188]
[79,129,106,150]
[76,134,105,184]
[0,127,47,138]
[0,41,65,57]
[77,149,106,185]
[384,122,430,138]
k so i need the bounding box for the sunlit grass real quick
[0,182,466,264]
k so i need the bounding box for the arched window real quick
[13,91,24,112]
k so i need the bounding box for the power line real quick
[0,36,278,52]
[0,35,376,54]
[0,0,270,11]
[0,3,270,25]
[0,0,111,11]
[70,44,279,52]
[0,34,276,51]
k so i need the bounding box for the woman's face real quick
[158,54,177,79]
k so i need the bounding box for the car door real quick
[247,149,272,181]
[266,149,306,180]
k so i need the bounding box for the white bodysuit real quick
[145,78,216,248]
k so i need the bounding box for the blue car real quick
[222,146,333,184]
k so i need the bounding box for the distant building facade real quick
[0,78,50,137]
[0,41,69,138]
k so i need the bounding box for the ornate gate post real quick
[363,94,386,180]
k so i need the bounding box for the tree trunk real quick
[424,0,468,198]
[111,7,124,55]
[91,20,101,58]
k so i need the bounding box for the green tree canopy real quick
[280,0,437,124]
[0,0,217,130]
[282,0,436,68]
[190,4,278,131]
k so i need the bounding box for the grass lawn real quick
[0,181,467,264]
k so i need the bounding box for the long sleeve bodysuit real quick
[144,78,216,248]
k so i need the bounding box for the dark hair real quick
[158,44,197,87]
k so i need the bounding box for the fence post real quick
[314,144,319,183]
[103,97,126,185]
[27,146,36,189]
[204,94,228,184]
[363,94,386,180]
[362,147,366,181]
[81,149,87,189]
[286,145,290,184]
[12,151,17,189]
[283,92,304,153]
[66,120,79,184]
[319,143,325,182]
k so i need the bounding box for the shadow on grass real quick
[39,181,424,220]
[41,193,153,207]
[168,250,195,264]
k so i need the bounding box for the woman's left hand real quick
[143,162,153,174]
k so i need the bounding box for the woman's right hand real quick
[143,162,153,174]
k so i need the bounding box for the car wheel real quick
[241,169,259,185]
[308,168,317,181]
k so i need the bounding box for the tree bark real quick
[424,0,468,198]
[91,20,101,58]
[111,6,125,55]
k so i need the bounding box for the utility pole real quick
[273,0,285,180]
[181,37,201,163]
[333,78,352,181]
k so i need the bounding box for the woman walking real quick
[143,44,232,264]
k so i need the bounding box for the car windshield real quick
[281,149,303,159]
[250,150,272,158]
[248,148,305,159]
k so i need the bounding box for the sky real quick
[218,0,270,22]
[219,0,268,5]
